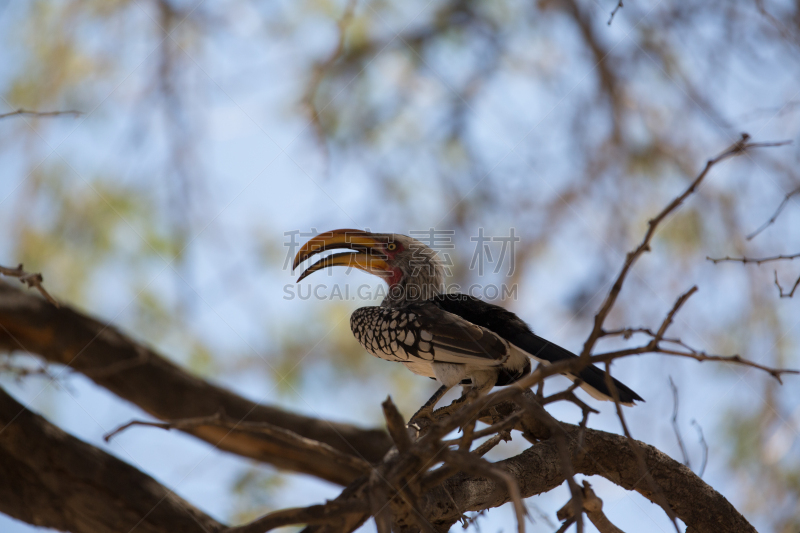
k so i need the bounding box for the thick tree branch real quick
[422,417,757,532]
[297,388,758,533]
[0,280,392,485]
[0,386,224,533]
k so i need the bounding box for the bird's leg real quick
[428,385,480,419]
[409,384,451,424]
[430,375,495,421]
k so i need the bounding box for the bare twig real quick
[707,253,800,265]
[747,185,800,240]
[607,0,623,25]
[691,420,708,478]
[0,109,82,120]
[226,500,370,533]
[774,270,800,298]
[555,516,577,533]
[580,135,790,362]
[103,412,371,475]
[0,264,58,307]
[591,346,798,383]
[601,327,657,339]
[588,286,799,382]
[669,377,690,468]
[441,413,521,447]
[471,433,506,457]
[459,417,477,452]
[707,254,800,299]
[654,286,698,341]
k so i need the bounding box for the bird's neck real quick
[380,274,444,308]
[380,247,445,308]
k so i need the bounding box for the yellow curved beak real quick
[293,229,391,282]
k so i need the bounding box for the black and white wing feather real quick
[350,305,511,366]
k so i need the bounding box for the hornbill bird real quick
[293,229,643,420]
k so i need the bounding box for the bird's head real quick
[293,229,445,306]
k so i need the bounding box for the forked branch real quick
[0,264,58,306]
[580,134,790,360]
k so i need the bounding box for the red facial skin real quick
[381,242,404,287]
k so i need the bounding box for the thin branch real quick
[591,346,798,383]
[654,286,697,341]
[441,413,521,447]
[602,327,686,348]
[580,135,790,361]
[471,433,506,457]
[589,286,799,382]
[459,417,478,451]
[707,253,800,265]
[746,185,800,240]
[691,420,708,478]
[0,264,58,307]
[669,377,690,468]
[104,412,372,476]
[555,516,577,533]
[607,0,623,25]
[226,500,370,533]
[473,285,725,416]
[0,108,82,120]
[774,270,800,298]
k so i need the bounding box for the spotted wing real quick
[350,305,510,365]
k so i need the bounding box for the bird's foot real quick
[429,395,468,420]
[408,404,437,433]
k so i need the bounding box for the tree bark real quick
[0,386,224,533]
[423,422,756,533]
[0,280,392,485]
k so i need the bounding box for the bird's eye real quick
[387,243,397,251]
